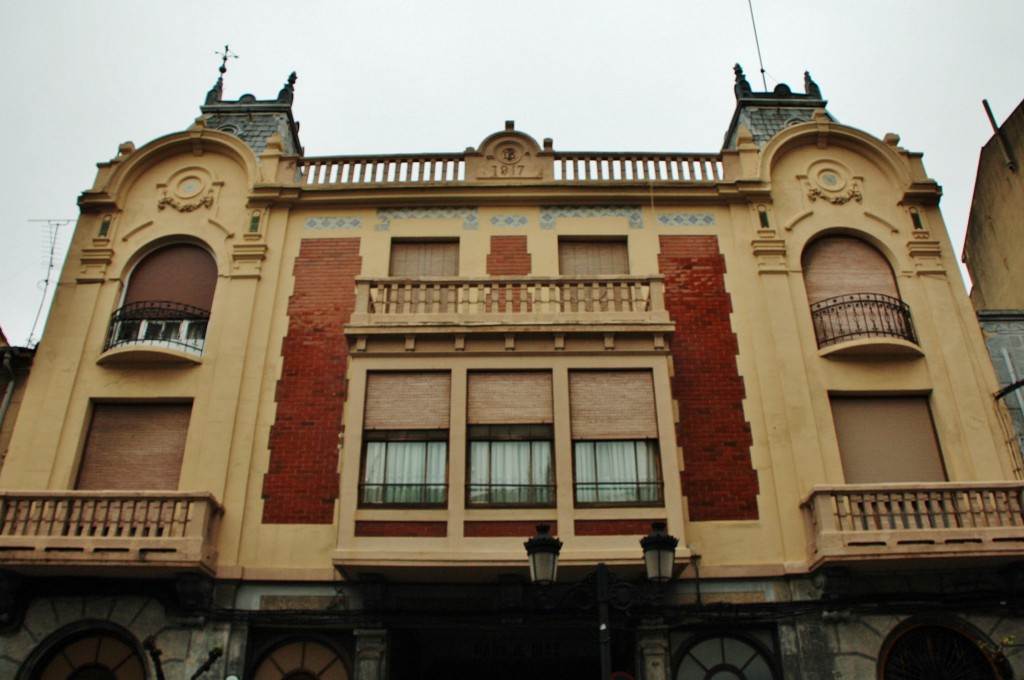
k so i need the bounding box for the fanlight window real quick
[802,236,916,348]
[105,244,217,356]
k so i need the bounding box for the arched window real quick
[880,623,1005,680]
[676,635,778,680]
[105,243,217,355]
[251,639,350,680]
[28,628,146,680]
[802,235,916,348]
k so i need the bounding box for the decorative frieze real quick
[375,207,479,231]
[540,205,643,230]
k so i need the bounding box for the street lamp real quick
[523,522,680,680]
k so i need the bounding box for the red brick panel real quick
[355,521,448,537]
[486,236,532,275]
[658,236,758,521]
[574,519,664,536]
[262,239,362,524]
[464,520,557,537]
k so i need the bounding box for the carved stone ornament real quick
[808,184,862,204]
[157,168,217,212]
[804,161,862,205]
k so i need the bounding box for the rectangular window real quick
[574,440,660,504]
[558,239,629,276]
[363,430,448,505]
[468,425,554,506]
[467,372,554,506]
[569,371,662,505]
[362,372,451,506]
[389,240,459,277]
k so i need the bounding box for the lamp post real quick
[524,522,679,680]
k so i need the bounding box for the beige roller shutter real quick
[570,371,658,439]
[830,396,947,483]
[468,372,553,424]
[364,372,451,430]
[559,241,629,276]
[802,236,898,304]
[389,241,459,277]
[76,403,191,490]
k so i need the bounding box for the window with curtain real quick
[362,430,448,505]
[389,240,459,277]
[361,372,451,506]
[468,425,554,506]
[569,370,662,506]
[466,372,554,506]
[574,439,660,504]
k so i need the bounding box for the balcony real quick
[803,483,1024,569]
[100,301,210,364]
[347,275,671,337]
[809,293,920,356]
[0,492,222,576]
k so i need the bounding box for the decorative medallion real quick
[157,168,217,212]
[804,160,862,205]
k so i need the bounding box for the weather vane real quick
[214,44,238,77]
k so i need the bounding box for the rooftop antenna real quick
[26,219,71,347]
[746,0,769,90]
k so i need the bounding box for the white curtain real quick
[469,441,552,504]
[575,440,658,503]
[364,440,447,504]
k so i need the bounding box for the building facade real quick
[964,98,1024,458]
[1,67,1023,680]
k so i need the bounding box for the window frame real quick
[359,429,449,507]
[572,438,663,507]
[466,424,555,508]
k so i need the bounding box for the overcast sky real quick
[1,1,1021,347]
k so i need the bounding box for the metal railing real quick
[803,483,1024,563]
[574,482,664,505]
[359,483,448,506]
[104,301,210,355]
[466,484,556,506]
[809,293,916,348]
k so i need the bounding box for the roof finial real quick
[734,63,753,99]
[803,70,822,99]
[206,45,238,105]
[277,72,298,103]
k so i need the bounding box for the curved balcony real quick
[810,293,918,355]
[101,301,210,363]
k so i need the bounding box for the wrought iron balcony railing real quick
[809,293,917,348]
[104,301,210,355]
[574,481,664,506]
[359,483,448,506]
[802,483,1024,567]
[0,491,222,575]
[466,483,556,507]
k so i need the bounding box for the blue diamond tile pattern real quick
[657,213,717,226]
[539,206,644,230]
[305,217,363,230]
[375,207,480,231]
[490,215,529,227]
